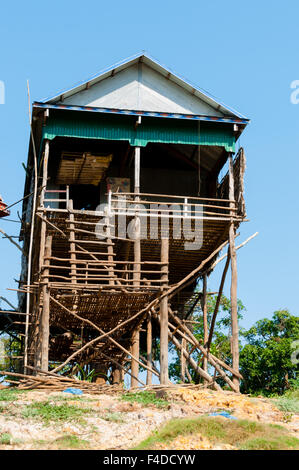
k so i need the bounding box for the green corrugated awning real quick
[42,111,235,152]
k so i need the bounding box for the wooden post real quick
[112,367,121,385]
[201,274,208,378]
[134,146,140,195]
[33,140,50,372]
[130,328,140,388]
[229,153,239,392]
[40,235,52,372]
[39,140,50,271]
[133,229,141,287]
[133,146,141,287]
[146,313,152,385]
[120,364,125,383]
[160,237,169,384]
[180,337,186,383]
[41,140,49,206]
[92,363,107,384]
[131,146,141,386]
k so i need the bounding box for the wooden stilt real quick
[201,274,208,378]
[112,367,121,385]
[38,140,49,270]
[131,146,141,387]
[229,153,240,392]
[130,328,140,388]
[30,140,50,373]
[40,235,52,372]
[146,313,152,385]
[133,146,141,287]
[180,337,186,383]
[160,237,169,385]
[92,362,107,384]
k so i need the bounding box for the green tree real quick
[239,309,299,395]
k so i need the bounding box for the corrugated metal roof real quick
[33,102,248,125]
[42,112,235,152]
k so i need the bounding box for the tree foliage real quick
[240,310,299,395]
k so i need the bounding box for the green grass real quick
[134,416,299,451]
[273,389,299,413]
[52,435,90,449]
[0,388,26,402]
[102,412,125,423]
[50,395,94,403]
[21,401,93,425]
[33,435,90,450]
[120,391,169,409]
[275,397,299,413]
[240,436,299,450]
[0,433,12,445]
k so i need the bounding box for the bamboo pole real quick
[165,320,221,390]
[167,319,243,380]
[24,86,40,373]
[168,308,239,392]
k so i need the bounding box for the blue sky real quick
[0,1,298,330]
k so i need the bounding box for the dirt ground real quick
[0,386,298,450]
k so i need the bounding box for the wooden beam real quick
[229,153,239,392]
[168,308,240,392]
